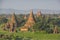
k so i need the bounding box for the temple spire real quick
[20,10,35,31]
[4,12,17,32]
[10,13,17,32]
[36,10,41,17]
[30,9,33,16]
[53,25,58,34]
[24,14,27,19]
[11,12,17,23]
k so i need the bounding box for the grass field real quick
[0,31,60,40]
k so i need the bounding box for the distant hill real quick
[0,8,60,14]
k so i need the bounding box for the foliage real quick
[0,31,60,40]
[0,14,60,40]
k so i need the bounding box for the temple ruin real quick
[4,13,17,32]
[36,10,41,17]
[53,25,58,34]
[20,10,35,31]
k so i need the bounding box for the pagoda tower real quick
[10,13,17,32]
[53,26,58,34]
[36,10,41,17]
[4,13,17,32]
[20,10,35,31]
[24,14,27,19]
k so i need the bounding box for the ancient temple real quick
[53,26,58,34]
[24,14,27,19]
[4,13,17,32]
[36,10,41,17]
[20,10,35,31]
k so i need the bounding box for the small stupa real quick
[36,10,41,17]
[53,26,58,34]
[20,10,35,31]
[24,14,27,19]
[4,13,17,32]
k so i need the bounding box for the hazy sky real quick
[0,0,60,10]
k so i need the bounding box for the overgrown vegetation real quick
[0,14,60,40]
[0,31,60,40]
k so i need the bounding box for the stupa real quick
[4,13,17,32]
[20,10,35,31]
[24,14,27,19]
[36,10,41,17]
[53,26,58,34]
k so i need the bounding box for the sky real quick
[0,0,60,10]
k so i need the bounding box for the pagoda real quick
[53,26,58,34]
[20,10,35,31]
[36,10,41,17]
[24,14,27,19]
[4,13,17,32]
